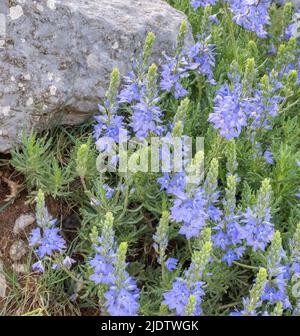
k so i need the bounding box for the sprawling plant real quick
[7,1,300,316]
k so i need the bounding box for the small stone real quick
[0,261,7,298]
[12,263,28,274]
[13,214,35,234]
[10,240,27,261]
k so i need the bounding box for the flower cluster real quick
[153,211,179,272]
[158,152,212,240]
[231,267,268,316]
[191,0,272,38]
[239,178,274,252]
[228,0,271,38]
[261,231,291,309]
[29,190,72,273]
[212,174,245,266]
[160,22,216,99]
[191,0,217,11]
[208,80,247,139]
[89,213,140,316]
[163,233,212,315]
[209,69,283,140]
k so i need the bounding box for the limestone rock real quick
[0,0,193,152]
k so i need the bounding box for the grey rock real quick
[13,214,35,234]
[9,240,27,261]
[0,0,193,152]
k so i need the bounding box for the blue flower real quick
[166,258,178,271]
[29,227,66,258]
[240,207,274,252]
[94,115,126,144]
[163,279,190,315]
[171,189,208,239]
[222,249,239,266]
[130,98,164,139]
[163,274,206,316]
[104,286,140,316]
[227,0,271,38]
[213,230,231,250]
[32,261,45,273]
[209,82,247,139]
[103,184,115,199]
[119,71,141,104]
[63,256,76,269]
[264,150,274,165]
[186,38,216,84]
[191,0,217,10]
[160,58,189,99]
[89,256,115,285]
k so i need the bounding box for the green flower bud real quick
[184,295,197,316]
[89,226,99,245]
[176,21,187,53]
[205,158,219,199]
[283,2,293,26]
[175,97,190,123]
[106,68,121,105]
[225,139,238,176]
[272,302,283,316]
[76,144,89,179]
[288,69,298,85]
[114,242,128,288]
[159,304,169,316]
[153,211,170,263]
[195,227,212,251]
[256,178,272,218]
[243,58,256,94]
[36,189,46,226]
[224,174,237,217]
[142,32,155,67]
[147,63,158,97]
[99,212,115,254]
[171,121,183,137]
[186,151,204,188]
[247,40,258,57]
[292,223,300,255]
[288,36,296,52]
[190,241,212,282]
[268,231,283,275]
[244,268,267,314]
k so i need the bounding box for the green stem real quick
[233,261,259,270]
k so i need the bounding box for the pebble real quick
[12,263,28,274]
[0,260,7,298]
[13,214,35,234]
[9,240,27,261]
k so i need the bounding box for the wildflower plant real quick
[8,0,300,316]
[29,190,72,273]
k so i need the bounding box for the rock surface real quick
[13,214,35,234]
[0,0,193,152]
